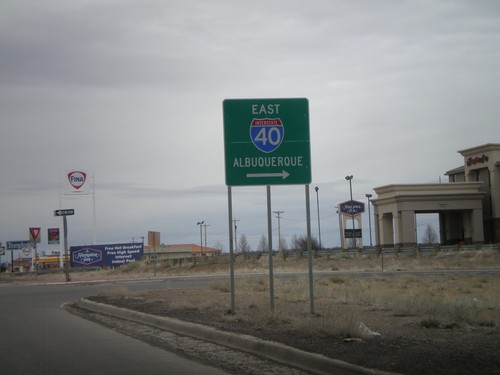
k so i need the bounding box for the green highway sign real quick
[223,98,311,186]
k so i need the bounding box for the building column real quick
[378,213,394,247]
[489,166,500,242]
[400,210,417,246]
[393,212,402,246]
[472,208,485,244]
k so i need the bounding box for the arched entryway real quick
[372,182,485,247]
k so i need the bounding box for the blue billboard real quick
[70,242,144,268]
[339,200,365,216]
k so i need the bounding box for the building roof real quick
[444,165,465,176]
[457,143,500,156]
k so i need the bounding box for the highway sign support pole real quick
[227,187,236,313]
[267,186,275,313]
[223,98,312,316]
[34,242,38,280]
[305,185,315,315]
[54,209,74,282]
[63,215,71,282]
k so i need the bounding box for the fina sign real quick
[65,170,90,194]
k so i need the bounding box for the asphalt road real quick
[0,280,229,375]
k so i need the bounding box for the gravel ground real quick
[67,303,316,375]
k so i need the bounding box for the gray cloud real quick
[1,0,499,251]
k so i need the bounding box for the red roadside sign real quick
[29,227,41,243]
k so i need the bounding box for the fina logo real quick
[67,171,87,190]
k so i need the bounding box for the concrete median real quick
[77,298,396,375]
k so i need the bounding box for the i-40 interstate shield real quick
[250,118,284,153]
[223,98,311,186]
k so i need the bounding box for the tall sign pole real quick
[305,185,314,314]
[63,215,70,281]
[266,185,275,312]
[54,209,74,282]
[224,98,313,313]
[339,200,365,249]
[29,227,41,277]
[227,187,235,313]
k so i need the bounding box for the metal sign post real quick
[29,227,41,278]
[54,209,74,282]
[266,186,275,312]
[63,215,70,282]
[305,185,314,314]
[227,187,236,313]
[339,200,365,249]
[224,98,314,314]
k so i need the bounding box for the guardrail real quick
[291,243,499,258]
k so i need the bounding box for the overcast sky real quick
[1,0,499,255]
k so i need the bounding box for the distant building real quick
[143,243,221,262]
[11,257,32,272]
[445,143,500,244]
[372,143,499,247]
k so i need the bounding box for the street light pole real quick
[366,194,373,247]
[345,175,355,248]
[202,223,210,248]
[314,187,322,253]
[197,221,204,257]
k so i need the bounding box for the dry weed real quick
[97,287,140,300]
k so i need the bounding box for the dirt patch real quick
[89,273,500,375]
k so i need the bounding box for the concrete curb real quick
[77,298,397,375]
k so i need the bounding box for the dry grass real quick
[206,272,500,338]
[6,248,500,338]
[96,287,142,301]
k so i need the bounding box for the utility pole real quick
[233,219,240,251]
[273,211,284,252]
[197,221,204,256]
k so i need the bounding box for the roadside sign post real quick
[0,244,4,276]
[223,98,314,314]
[29,227,41,278]
[6,241,31,273]
[55,209,74,282]
[339,200,365,249]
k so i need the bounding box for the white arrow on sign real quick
[54,209,75,216]
[247,170,290,179]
